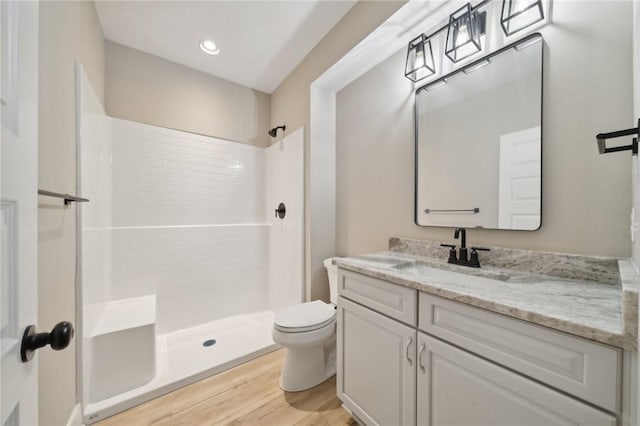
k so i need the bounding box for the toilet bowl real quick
[272,258,339,392]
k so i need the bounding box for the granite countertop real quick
[335,247,639,351]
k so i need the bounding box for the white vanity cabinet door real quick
[416,332,617,426]
[337,296,416,426]
[419,293,620,412]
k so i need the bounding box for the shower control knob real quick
[275,202,286,219]
[20,321,74,363]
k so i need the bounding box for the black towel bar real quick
[425,208,480,214]
[38,190,89,205]
[596,118,639,155]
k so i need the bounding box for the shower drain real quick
[203,339,217,347]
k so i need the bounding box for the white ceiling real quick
[95,1,357,94]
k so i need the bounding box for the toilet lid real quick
[274,300,336,331]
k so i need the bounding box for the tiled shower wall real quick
[109,120,269,334]
[78,65,113,407]
[79,67,113,308]
[80,63,304,338]
[266,129,305,312]
[111,121,264,226]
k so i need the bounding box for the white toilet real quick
[272,258,338,392]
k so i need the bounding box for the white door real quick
[416,333,616,426]
[498,126,541,230]
[1,1,39,425]
[337,296,416,426]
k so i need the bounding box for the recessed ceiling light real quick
[200,39,220,55]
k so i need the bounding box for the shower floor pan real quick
[83,310,278,424]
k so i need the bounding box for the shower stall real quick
[76,67,304,423]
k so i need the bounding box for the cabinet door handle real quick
[418,343,426,373]
[405,335,413,365]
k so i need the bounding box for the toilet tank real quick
[323,258,339,304]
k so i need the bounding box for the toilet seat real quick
[274,317,335,333]
[274,300,336,333]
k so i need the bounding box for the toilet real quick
[272,258,338,392]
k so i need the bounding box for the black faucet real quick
[440,228,490,268]
[454,228,467,263]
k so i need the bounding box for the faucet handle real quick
[440,244,457,263]
[469,247,490,268]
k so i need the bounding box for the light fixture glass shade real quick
[501,0,544,36]
[405,34,436,82]
[445,4,482,64]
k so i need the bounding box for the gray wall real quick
[336,1,633,259]
[105,41,271,147]
[38,1,105,424]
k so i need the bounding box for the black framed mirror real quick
[415,33,543,231]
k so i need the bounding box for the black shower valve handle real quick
[275,203,286,219]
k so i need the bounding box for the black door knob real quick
[21,321,75,363]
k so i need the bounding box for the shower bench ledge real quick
[85,295,156,337]
[84,295,157,404]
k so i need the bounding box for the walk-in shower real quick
[76,67,304,423]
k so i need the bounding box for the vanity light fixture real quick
[200,39,220,55]
[403,1,488,83]
[445,4,486,64]
[404,0,549,83]
[405,34,436,82]
[500,0,545,37]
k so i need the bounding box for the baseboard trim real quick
[341,403,365,425]
[66,404,84,426]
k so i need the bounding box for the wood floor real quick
[97,349,356,426]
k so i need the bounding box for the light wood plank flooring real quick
[97,349,356,426]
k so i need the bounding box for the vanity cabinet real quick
[417,333,616,426]
[418,292,620,413]
[337,269,621,426]
[337,297,416,426]
[336,270,419,425]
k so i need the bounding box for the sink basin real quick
[392,261,511,285]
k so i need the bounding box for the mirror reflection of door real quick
[498,127,541,229]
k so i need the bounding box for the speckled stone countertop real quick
[335,239,639,351]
